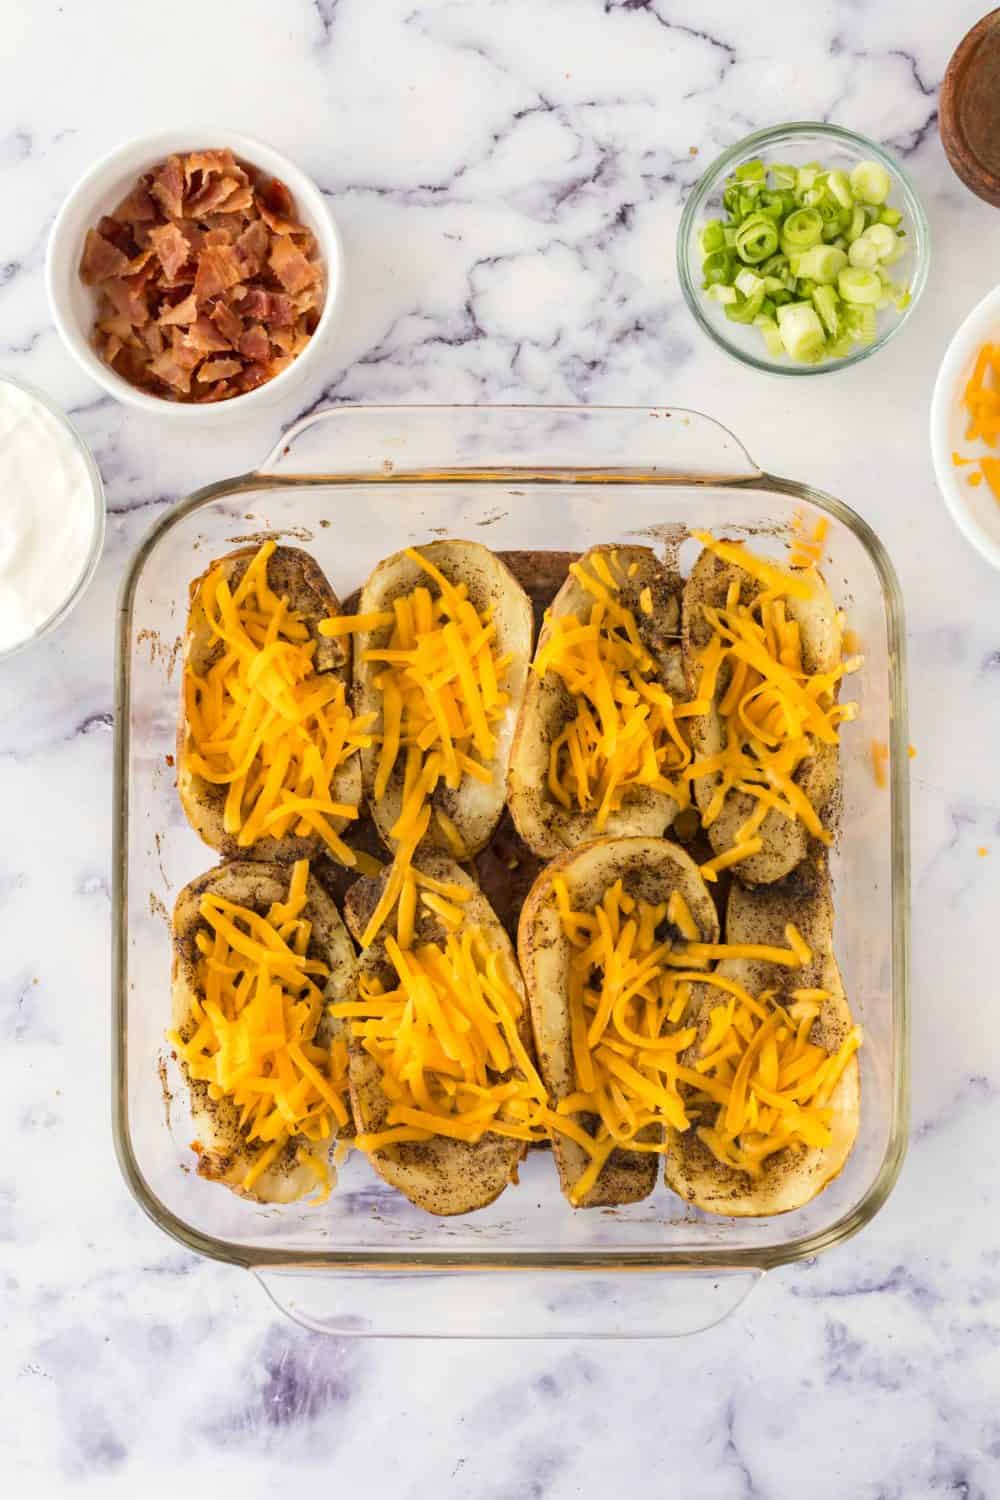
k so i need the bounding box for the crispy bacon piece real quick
[210,299,244,344]
[150,155,185,218]
[113,181,157,224]
[140,322,165,358]
[186,174,243,217]
[149,222,190,279]
[238,323,270,362]
[102,274,152,327]
[80,229,129,284]
[80,147,324,402]
[149,346,193,394]
[234,219,269,278]
[184,149,238,179]
[158,292,198,327]
[239,286,295,325]
[183,316,232,353]
[193,242,243,302]
[238,362,273,393]
[196,356,243,382]
[96,216,137,257]
[269,234,317,295]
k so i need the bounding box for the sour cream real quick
[0,379,101,654]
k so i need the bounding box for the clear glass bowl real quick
[113,405,910,1337]
[0,373,105,662]
[677,122,930,376]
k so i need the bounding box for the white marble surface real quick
[3,0,1000,1493]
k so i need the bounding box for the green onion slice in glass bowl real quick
[678,123,929,376]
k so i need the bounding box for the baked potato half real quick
[353,540,533,860]
[518,836,720,1208]
[663,861,861,1216]
[171,860,356,1202]
[341,853,536,1215]
[508,546,687,860]
[681,540,842,885]
[178,544,362,862]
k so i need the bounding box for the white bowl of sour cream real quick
[0,375,105,659]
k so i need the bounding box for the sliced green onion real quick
[838,267,883,306]
[861,222,898,260]
[733,213,780,263]
[734,268,764,297]
[702,249,733,286]
[780,208,823,253]
[695,149,911,363]
[769,163,798,190]
[700,220,726,255]
[791,245,847,284]
[843,303,877,343]
[776,302,825,361]
[812,284,841,338]
[845,205,867,243]
[734,158,766,183]
[825,169,853,209]
[847,235,881,271]
[753,313,784,357]
[850,160,891,205]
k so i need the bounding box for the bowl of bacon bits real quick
[47,131,340,414]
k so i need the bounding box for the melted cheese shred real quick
[548,877,820,1203]
[683,987,862,1178]
[320,549,513,948]
[533,553,693,828]
[330,925,554,1153]
[688,532,859,879]
[183,542,375,863]
[168,860,348,1203]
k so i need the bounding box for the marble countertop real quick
[4,0,1000,1494]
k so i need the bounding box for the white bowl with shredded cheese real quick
[930,282,1000,572]
[0,375,105,659]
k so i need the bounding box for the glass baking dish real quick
[113,405,909,1337]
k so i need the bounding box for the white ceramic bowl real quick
[46,129,342,420]
[930,283,1000,569]
[0,374,105,662]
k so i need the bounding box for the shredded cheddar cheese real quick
[687,534,858,876]
[533,553,692,827]
[168,860,347,1202]
[321,548,512,947]
[545,876,815,1202]
[871,739,888,789]
[684,988,862,1177]
[329,925,552,1152]
[788,513,829,570]
[963,343,1000,446]
[953,347,1000,498]
[183,542,375,864]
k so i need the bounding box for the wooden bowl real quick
[940,9,1000,207]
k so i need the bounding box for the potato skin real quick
[517,837,720,1208]
[663,861,860,1216]
[171,861,356,1203]
[341,854,533,1216]
[508,546,686,860]
[177,545,360,863]
[353,541,533,860]
[681,544,841,886]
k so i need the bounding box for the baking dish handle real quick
[254,1264,764,1339]
[257,404,761,483]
